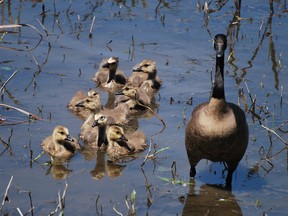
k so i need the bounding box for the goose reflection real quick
[45,163,72,180]
[88,151,126,180]
[181,180,242,216]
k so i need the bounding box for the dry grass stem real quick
[0,176,13,211]
[0,70,19,95]
[0,103,42,121]
[141,138,153,166]
[17,207,23,216]
[260,123,287,146]
[89,16,96,38]
[135,100,166,129]
[49,183,68,216]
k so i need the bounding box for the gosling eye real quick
[143,64,149,67]
[86,99,91,102]
[60,131,65,135]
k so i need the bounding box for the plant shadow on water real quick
[1,0,288,215]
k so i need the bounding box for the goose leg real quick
[189,163,197,178]
[225,161,239,189]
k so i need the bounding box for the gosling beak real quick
[115,91,124,95]
[92,120,99,127]
[75,101,84,107]
[116,135,132,152]
[65,134,74,142]
[120,134,128,142]
[132,66,142,72]
[102,62,109,68]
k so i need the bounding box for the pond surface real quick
[0,0,288,215]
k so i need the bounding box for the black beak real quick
[102,62,109,68]
[132,66,142,72]
[120,134,128,142]
[116,135,132,152]
[214,34,227,57]
[65,134,74,142]
[75,101,84,107]
[92,120,99,127]
[215,44,225,57]
[115,91,124,95]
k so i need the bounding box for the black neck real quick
[147,71,156,80]
[211,55,225,100]
[59,140,76,153]
[97,125,107,147]
[107,69,116,83]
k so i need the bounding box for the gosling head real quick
[133,59,157,74]
[53,126,73,143]
[214,34,227,57]
[87,89,99,97]
[75,94,101,111]
[107,125,127,142]
[121,85,139,99]
[107,125,132,151]
[92,114,108,127]
[102,56,119,70]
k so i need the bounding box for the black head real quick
[214,34,227,57]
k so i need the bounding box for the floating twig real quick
[0,176,13,211]
[0,23,43,51]
[48,183,68,216]
[0,103,42,121]
[89,16,96,38]
[141,137,169,166]
[135,100,166,129]
[260,122,288,146]
[280,85,283,108]
[0,70,19,95]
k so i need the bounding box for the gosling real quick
[41,126,80,164]
[128,59,162,90]
[92,57,127,92]
[185,34,248,188]
[67,89,101,120]
[105,125,147,159]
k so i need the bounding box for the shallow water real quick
[0,0,288,215]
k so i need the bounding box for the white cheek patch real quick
[107,57,116,64]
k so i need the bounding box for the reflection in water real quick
[82,149,126,180]
[241,7,280,90]
[90,151,106,180]
[46,163,72,180]
[181,180,242,216]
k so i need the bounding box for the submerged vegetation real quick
[1,0,288,215]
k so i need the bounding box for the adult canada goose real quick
[92,57,127,92]
[67,89,101,120]
[41,126,80,164]
[105,125,147,159]
[128,59,162,90]
[185,34,248,188]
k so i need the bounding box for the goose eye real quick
[60,131,65,135]
[143,64,149,67]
